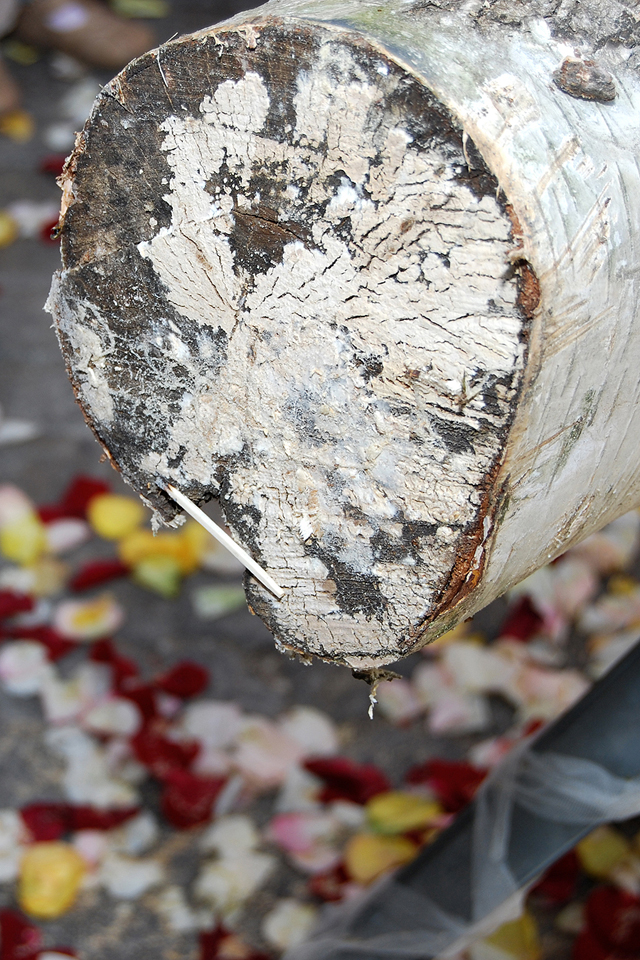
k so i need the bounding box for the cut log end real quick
[48,17,532,666]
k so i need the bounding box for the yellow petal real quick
[0,110,35,143]
[118,529,198,574]
[87,493,146,540]
[3,39,40,65]
[0,513,47,564]
[607,574,638,596]
[0,210,18,247]
[473,911,541,960]
[181,519,214,561]
[576,825,630,879]
[110,0,170,17]
[366,791,442,834]
[132,555,182,598]
[19,842,85,918]
[344,833,417,884]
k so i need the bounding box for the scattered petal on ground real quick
[262,898,318,951]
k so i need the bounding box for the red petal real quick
[20,803,139,840]
[68,806,139,831]
[156,661,209,698]
[131,725,200,778]
[57,475,111,519]
[37,505,68,523]
[199,928,228,960]
[308,861,350,902]
[572,928,636,960]
[39,154,67,177]
[405,758,487,814]
[0,909,42,960]
[0,592,34,621]
[120,682,158,720]
[530,850,580,904]
[499,595,544,642]
[303,757,391,805]
[39,217,60,244]
[20,803,70,842]
[161,770,225,830]
[70,560,130,593]
[586,885,640,953]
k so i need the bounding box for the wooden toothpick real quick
[161,482,284,600]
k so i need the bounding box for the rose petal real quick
[375,678,424,726]
[53,594,124,642]
[86,494,145,541]
[585,885,640,952]
[0,590,34,621]
[131,726,199,778]
[194,852,276,915]
[0,908,42,960]
[83,697,142,737]
[69,560,129,593]
[427,690,491,735]
[0,642,52,696]
[499,595,545,642]
[200,815,260,857]
[262,899,317,951]
[181,701,243,751]
[161,770,226,829]
[530,850,580,904]
[18,842,85,919]
[233,718,303,790]
[303,757,390,806]
[99,852,164,899]
[44,519,90,556]
[156,661,209,699]
[577,826,631,880]
[278,707,339,758]
[405,759,487,814]
[54,475,111,520]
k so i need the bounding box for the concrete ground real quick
[0,5,544,959]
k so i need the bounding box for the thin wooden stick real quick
[161,482,285,600]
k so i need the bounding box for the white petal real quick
[200,815,260,857]
[194,852,276,915]
[44,518,90,555]
[262,899,318,950]
[0,641,52,696]
[100,853,164,899]
[278,707,339,757]
[83,697,142,737]
[181,700,243,750]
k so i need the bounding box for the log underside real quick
[49,18,534,666]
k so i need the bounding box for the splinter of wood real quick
[161,482,285,600]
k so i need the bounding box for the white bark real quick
[48,0,640,666]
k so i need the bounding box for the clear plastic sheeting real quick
[283,743,640,960]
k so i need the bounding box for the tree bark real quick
[47,0,640,668]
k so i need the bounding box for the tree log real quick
[47,0,640,668]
